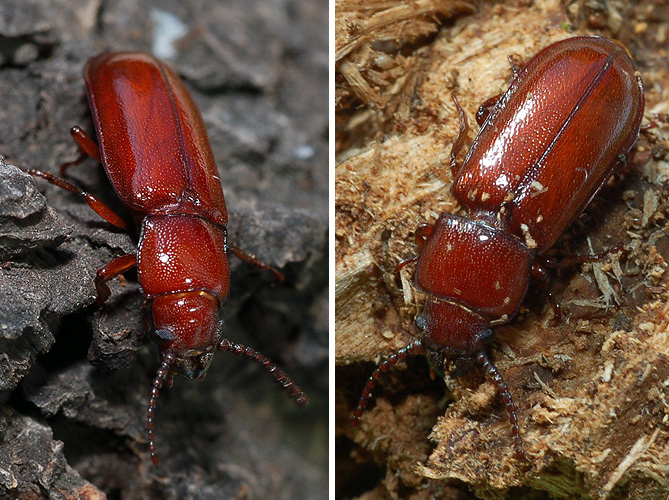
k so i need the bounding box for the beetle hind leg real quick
[20,165,130,230]
[59,126,102,176]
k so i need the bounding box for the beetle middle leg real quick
[531,259,562,320]
[451,92,508,173]
[450,95,469,175]
[228,245,284,282]
[533,244,626,318]
[475,94,502,127]
[471,54,524,128]
[558,243,626,268]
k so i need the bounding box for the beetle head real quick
[416,298,493,355]
[151,291,220,379]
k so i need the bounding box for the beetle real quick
[352,36,644,458]
[21,52,308,465]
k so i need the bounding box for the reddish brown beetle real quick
[22,52,308,465]
[352,36,644,458]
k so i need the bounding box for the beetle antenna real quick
[351,339,424,427]
[147,350,175,466]
[473,350,526,460]
[217,338,309,406]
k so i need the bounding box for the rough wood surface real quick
[335,1,669,498]
[0,0,328,498]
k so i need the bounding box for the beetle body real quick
[417,35,644,356]
[353,36,644,457]
[87,52,231,378]
[24,52,307,465]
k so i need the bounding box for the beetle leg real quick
[640,113,668,133]
[351,340,424,427]
[58,150,88,176]
[474,52,527,127]
[558,243,626,267]
[228,245,284,283]
[394,223,434,283]
[473,350,526,461]
[60,126,102,176]
[450,95,469,175]
[218,338,309,406]
[507,53,524,78]
[147,350,175,466]
[20,166,131,230]
[95,253,138,305]
[414,222,434,245]
[394,255,418,284]
[531,260,562,320]
[475,94,502,127]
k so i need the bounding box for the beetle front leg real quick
[95,253,138,305]
[394,223,434,283]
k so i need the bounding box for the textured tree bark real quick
[0,0,328,498]
[335,1,669,498]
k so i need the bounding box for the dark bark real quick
[0,0,328,498]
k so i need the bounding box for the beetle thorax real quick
[413,213,533,353]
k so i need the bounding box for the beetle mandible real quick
[352,36,644,458]
[22,52,308,465]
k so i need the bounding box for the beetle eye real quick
[415,315,426,331]
[155,329,174,342]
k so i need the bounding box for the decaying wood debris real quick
[0,0,328,497]
[335,1,669,498]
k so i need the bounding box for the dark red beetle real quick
[352,36,644,457]
[22,52,308,465]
